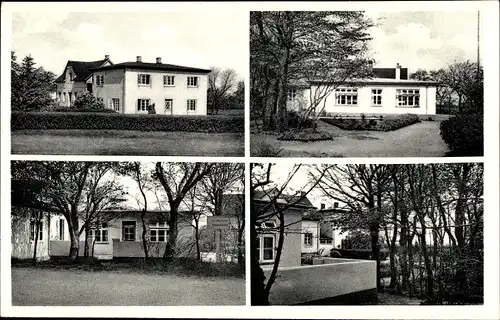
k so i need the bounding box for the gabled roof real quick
[253,188,316,209]
[56,59,111,82]
[89,62,211,74]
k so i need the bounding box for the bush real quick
[11,112,244,133]
[251,136,282,156]
[440,113,483,156]
[322,114,419,131]
[46,107,117,113]
[73,91,105,109]
[376,114,420,131]
[277,129,334,142]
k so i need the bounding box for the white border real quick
[1,1,499,319]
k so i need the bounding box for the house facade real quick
[55,55,113,107]
[89,56,210,115]
[288,63,438,116]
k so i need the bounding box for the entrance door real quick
[165,99,173,115]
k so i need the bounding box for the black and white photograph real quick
[10,11,245,156]
[251,162,484,305]
[10,161,245,306]
[250,11,484,158]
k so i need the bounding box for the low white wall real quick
[262,258,376,305]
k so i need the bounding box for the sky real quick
[11,11,247,79]
[365,11,482,72]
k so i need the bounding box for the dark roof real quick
[56,59,110,82]
[253,188,316,209]
[89,62,211,74]
[372,67,409,80]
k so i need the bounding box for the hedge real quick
[46,107,117,113]
[11,112,244,133]
[440,113,483,156]
[321,113,420,132]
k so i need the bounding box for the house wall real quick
[55,74,87,107]
[123,69,208,115]
[11,213,50,260]
[93,69,125,113]
[301,220,319,254]
[308,84,437,115]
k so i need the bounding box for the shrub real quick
[45,107,116,113]
[440,113,483,156]
[251,136,282,156]
[73,91,105,109]
[11,112,244,133]
[376,114,420,131]
[277,129,334,142]
[322,114,420,132]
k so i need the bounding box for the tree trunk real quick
[83,225,90,257]
[32,211,42,265]
[264,208,285,300]
[400,211,409,293]
[237,219,245,266]
[141,209,149,262]
[164,208,179,261]
[194,220,201,260]
[276,51,289,133]
[68,226,80,261]
[250,200,268,305]
[419,226,434,299]
[370,223,381,292]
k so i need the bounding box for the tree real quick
[73,91,105,109]
[11,52,56,111]
[207,67,238,114]
[153,162,213,260]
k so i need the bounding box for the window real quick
[90,222,109,243]
[287,88,297,101]
[259,221,276,231]
[122,221,136,241]
[149,221,168,242]
[304,232,313,246]
[163,75,175,86]
[396,89,420,108]
[95,75,104,86]
[97,97,104,104]
[138,74,151,85]
[137,99,150,112]
[30,220,43,241]
[371,89,382,106]
[110,98,120,111]
[187,99,197,112]
[187,76,198,87]
[335,88,358,106]
[165,99,173,114]
[58,219,65,240]
[258,236,275,262]
[69,71,73,81]
[333,202,339,208]
[320,238,333,244]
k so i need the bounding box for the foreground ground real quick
[251,119,449,157]
[12,130,244,156]
[12,267,245,306]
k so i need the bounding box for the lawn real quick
[251,119,450,157]
[11,129,244,156]
[11,267,245,306]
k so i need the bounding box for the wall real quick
[301,220,319,254]
[309,84,437,115]
[55,68,87,107]
[11,213,50,260]
[93,69,125,113]
[123,68,208,115]
[262,258,376,305]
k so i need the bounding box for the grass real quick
[12,129,244,156]
[12,266,245,306]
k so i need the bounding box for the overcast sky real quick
[12,11,247,78]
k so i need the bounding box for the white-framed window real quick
[320,238,333,245]
[287,88,297,101]
[257,235,275,263]
[396,89,420,108]
[137,99,150,112]
[122,221,136,241]
[90,222,109,243]
[371,89,383,106]
[30,220,43,241]
[187,99,197,112]
[95,74,104,86]
[149,221,168,242]
[165,99,173,114]
[163,75,175,86]
[110,98,120,111]
[58,218,65,240]
[187,76,198,87]
[304,232,313,246]
[138,74,151,86]
[335,87,358,106]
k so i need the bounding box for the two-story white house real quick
[287,63,438,116]
[89,56,211,115]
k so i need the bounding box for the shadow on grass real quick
[12,257,245,278]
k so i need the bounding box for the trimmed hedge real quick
[278,129,334,142]
[46,107,117,113]
[11,112,244,133]
[440,113,483,156]
[321,114,420,132]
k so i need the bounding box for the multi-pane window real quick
[165,99,173,114]
[30,220,43,241]
[163,75,175,86]
[122,221,136,241]
[396,89,420,108]
[58,219,65,240]
[187,76,198,87]
[111,98,120,111]
[187,99,197,112]
[320,238,333,244]
[138,74,151,85]
[371,89,383,106]
[335,88,358,105]
[95,75,104,86]
[149,221,168,242]
[304,232,313,246]
[137,99,150,112]
[287,88,297,101]
[258,236,275,262]
[90,222,109,242]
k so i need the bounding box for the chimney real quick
[136,56,142,63]
[156,57,162,64]
[105,55,110,60]
[368,60,374,73]
[320,203,326,210]
[395,63,401,80]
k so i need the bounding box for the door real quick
[165,99,173,115]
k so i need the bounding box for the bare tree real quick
[208,67,238,114]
